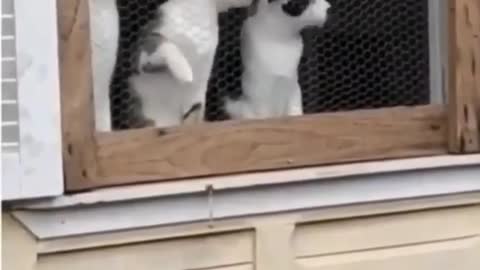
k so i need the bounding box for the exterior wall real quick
[1,0,63,200]
[4,203,480,270]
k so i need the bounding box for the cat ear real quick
[158,42,194,83]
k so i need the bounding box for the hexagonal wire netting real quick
[111,0,430,129]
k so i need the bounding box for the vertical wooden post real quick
[57,0,99,190]
[448,0,480,153]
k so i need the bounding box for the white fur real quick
[130,0,253,128]
[226,0,330,120]
[138,41,194,83]
[89,0,119,132]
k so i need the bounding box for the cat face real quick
[266,0,330,28]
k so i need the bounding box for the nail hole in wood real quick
[464,105,469,122]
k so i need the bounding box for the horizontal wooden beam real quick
[92,105,447,188]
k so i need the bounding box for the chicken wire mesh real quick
[111,0,430,129]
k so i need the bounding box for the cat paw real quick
[138,42,194,84]
[161,42,194,83]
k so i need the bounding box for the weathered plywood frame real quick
[58,0,479,191]
[57,0,99,190]
[448,0,480,152]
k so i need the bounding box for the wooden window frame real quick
[57,0,480,191]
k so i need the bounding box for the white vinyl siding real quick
[2,0,20,153]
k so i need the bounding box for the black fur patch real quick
[249,0,260,16]
[133,9,166,74]
[248,0,309,16]
[281,0,311,17]
[142,32,163,55]
[142,62,168,73]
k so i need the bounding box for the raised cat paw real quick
[138,35,194,83]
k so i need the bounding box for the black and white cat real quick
[129,0,252,128]
[225,0,330,120]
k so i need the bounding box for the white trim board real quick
[2,0,63,200]
[12,165,480,239]
[14,0,63,199]
[14,155,480,209]
[2,152,22,198]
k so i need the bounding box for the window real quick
[58,0,479,191]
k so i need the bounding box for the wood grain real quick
[448,0,480,153]
[95,106,447,187]
[57,0,99,190]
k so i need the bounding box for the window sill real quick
[14,154,480,210]
[10,163,480,240]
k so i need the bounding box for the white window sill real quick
[14,154,480,210]
[9,155,480,240]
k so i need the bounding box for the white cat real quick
[89,0,119,132]
[129,0,252,128]
[225,0,330,120]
